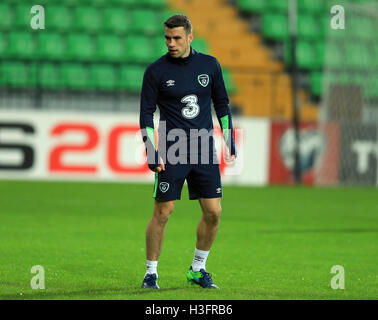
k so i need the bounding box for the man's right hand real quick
[152,157,165,173]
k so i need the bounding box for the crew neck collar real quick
[166,47,195,64]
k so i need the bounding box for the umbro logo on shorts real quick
[159,182,170,193]
[216,187,222,194]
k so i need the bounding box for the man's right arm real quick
[139,66,160,171]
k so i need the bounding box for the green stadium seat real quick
[140,0,167,9]
[0,3,13,30]
[14,4,34,29]
[61,63,90,90]
[153,36,168,59]
[130,9,160,35]
[298,0,326,14]
[0,33,7,58]
[267,0,288,13]
[8,31,36,58]
[366,76,378,99]
[66,34,95,61]
[159,10,185,24]
[119,65,145,92]
[96,35,125,62]
[191,38,209,54]
[103,8,131,35]
[82,0,108,6]
[38,32,66,60]
[349,17,375,40]
[237,0,266,14]
[222,69,236,95]
[296,41,318,70]
[344,43,371,69]
[110,0,139,7]
[0,62,35,88]
[124,36,155,64]
[39,63,62,89]
[324,42,344,68]
[310,71,323,96]
[90,64,117,91]
[297,14,322,39]
[262,14,288,41]
[45,5,73,31]
[74,6,102,33]
[285,40,324,70]
[373,44,378,68]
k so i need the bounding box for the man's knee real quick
[153,200,175,225]
[203,205,222,225]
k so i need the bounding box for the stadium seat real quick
[373,44,378,68]
[74,6,102,33]
[81,0,108,6]
[90,64,117,91]
[119,65,145,92]
[297,14,322,39]
[296,41,318,70]
[140,0,167,9]
[8,31,36,58]
[96,35,125,62]
[267,0,288,13]
[61,63,90,90]
[39,63,62,89]
[0,61,35,88]
[236,0,266,14]
[153,36,168,59]
[103,8,131,35]
[14,4,34,29]
[0,3,13,30]
[110,0,139,7]
[130,9,160,35]
[66,34,95,61]
[349,17,375,40]
[45,5,73,31]
[344,43,372,69]
[324,42,344,68]
[222,68,236,95]
[366,76,378,99]
[124,36,155,64]
[0,33,7,58]
[38,32,66,60]
[298,0,326,14]
[262,14,288,41]
[310,71,323,96]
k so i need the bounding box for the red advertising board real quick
[269,121,340,185]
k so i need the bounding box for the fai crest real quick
[198,74,209,87]
[159,182,170,193]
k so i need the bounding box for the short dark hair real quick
[164,14,192,34]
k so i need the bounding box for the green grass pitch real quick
[0,180,376,300]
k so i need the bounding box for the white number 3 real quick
[181,94,200,119]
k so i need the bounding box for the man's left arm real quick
[211,59,237,160]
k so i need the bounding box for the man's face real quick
[165,26,193,59]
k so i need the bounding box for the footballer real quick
[139,14,236,289]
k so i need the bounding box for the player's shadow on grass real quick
[0,287,183,300]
